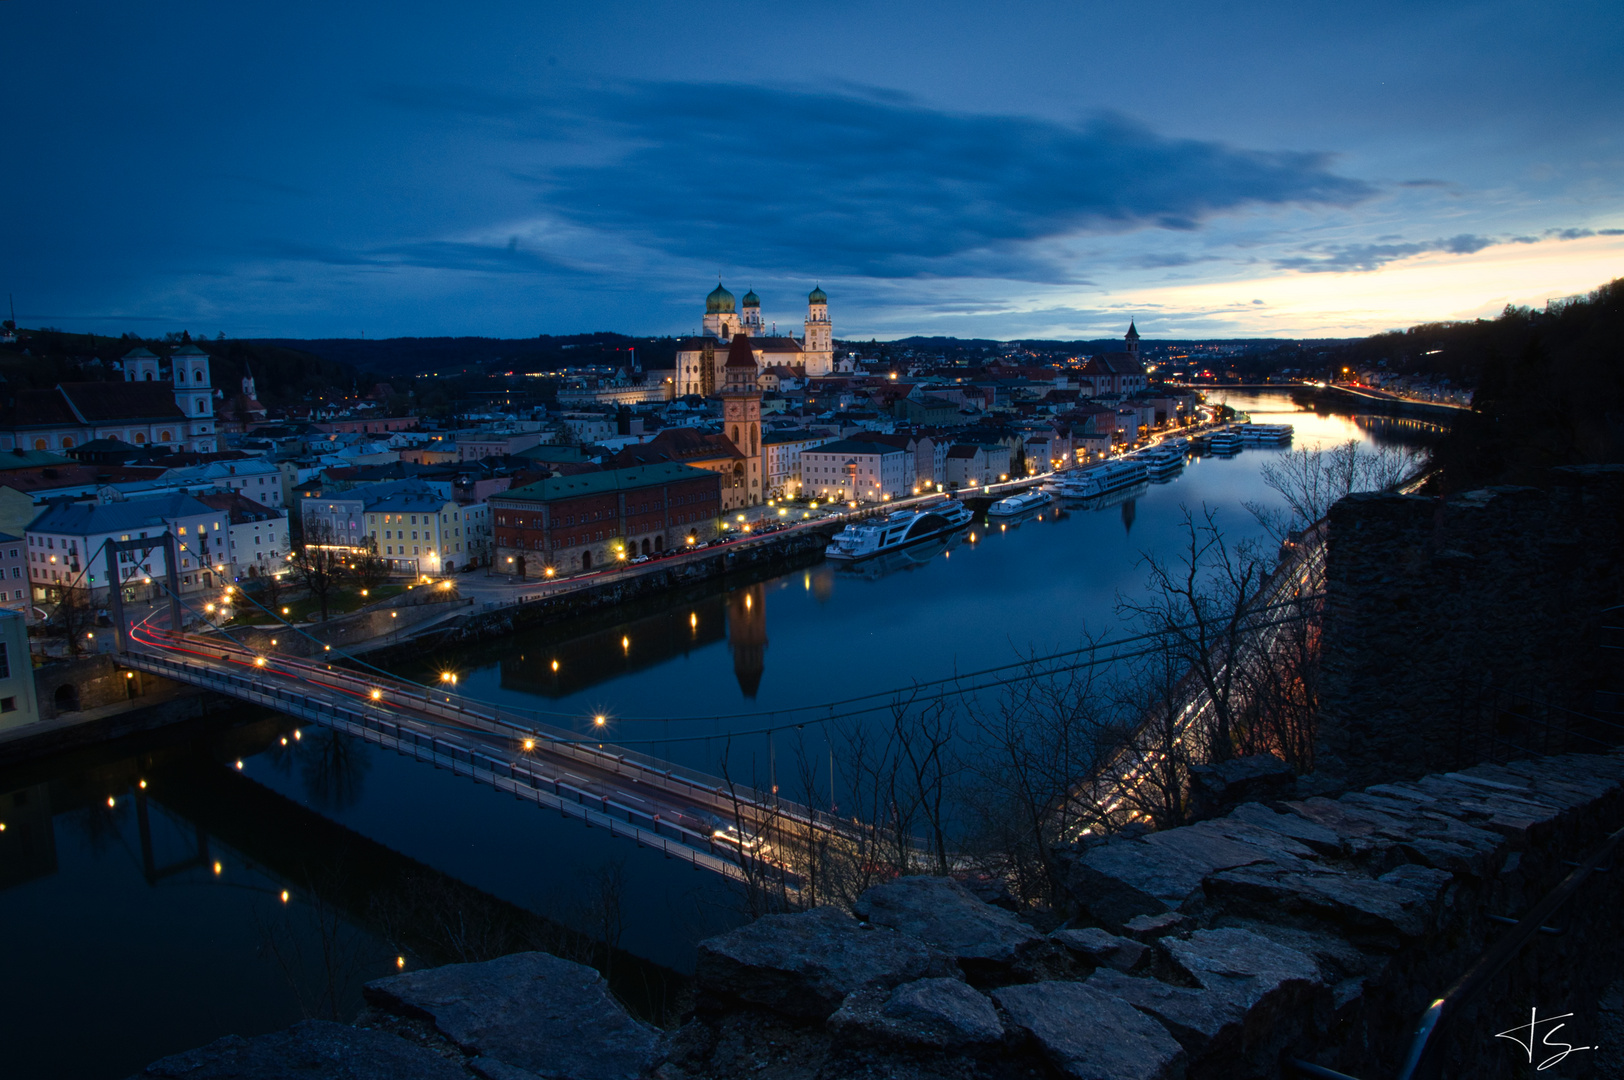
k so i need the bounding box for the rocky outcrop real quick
[828,978,1004,1050]
[852,875,1062,984]
[993,981,1187,1080]
[362,952,662,1080]
[693,904,954,1020]
[1187,754,1296,820]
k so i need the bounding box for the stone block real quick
[1050,927,1149,972]
[1188,754,1296,819]
[1069,826,1275,928]
[1225,803,1344,856]
[1123,912,1191,940]
[1084,969,1240,1058]
[1204,863,1444,938]
[828,977,1003,1050]
[364,952,660,1080]
[993,981,1187,1080]
[695,905,952,1020]
[131,1020,468,1080]
[853,876,1055,981]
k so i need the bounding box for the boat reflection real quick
[1056,481,1152,513]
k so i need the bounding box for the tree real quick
[291,520,350,622]
[1245,441,1425,545]
[355,539,388,593]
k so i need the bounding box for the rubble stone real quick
[993,981,1187,1080]
[364,951,660,1080]
[695,905,952,1019]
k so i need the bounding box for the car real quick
[629,555,651,565]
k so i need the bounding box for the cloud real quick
[1277,233,1500,272]
[469,82,1375,281]
[1274,222,1624,273]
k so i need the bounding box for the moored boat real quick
[824,499,974,561]
[988,489,1054,516]
[1205,429,1244,454]
[1234,422,1294,445]
[1050,458,1150,499]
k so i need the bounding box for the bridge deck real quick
[121,628,846,881]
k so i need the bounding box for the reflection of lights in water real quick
[106,796,115,808]
[212,861,222,875]
[280,890,289,903]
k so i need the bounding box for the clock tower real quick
[722,333,763,506]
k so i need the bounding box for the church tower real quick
[703,283,739,340]
[802,285,833,376]
[722,334,763,506]
[121,347,161,382]
[740,289,763,334]
[171,343,217,453]
[1125,320,1140,361]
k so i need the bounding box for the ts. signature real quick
[1495,1007,1594,1071]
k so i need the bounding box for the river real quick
[0,392,1446,1079]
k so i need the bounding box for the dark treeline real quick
[1339,278,1624,491]
[254,334,680,375]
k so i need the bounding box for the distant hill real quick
[0,330,354,408]
[253,334,680,375]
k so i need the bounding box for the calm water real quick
[0,393,1441,1079]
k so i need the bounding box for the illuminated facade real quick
[675,284,834,397]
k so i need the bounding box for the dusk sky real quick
[6,1,1622,341]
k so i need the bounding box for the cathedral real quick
[673,283,834,398]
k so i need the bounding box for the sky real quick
[4,0,1622,341]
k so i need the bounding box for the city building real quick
[489,461,722,577]
[0,345,218,454]
[762,429,836,500]
[945,444,1012,489]
[799,439,911,503]
[0,532,26,617]
[674,284,833,397]
[194,492,289,580]
[300,478,474,575]
[0,610,41,734]
[26,493,225,601]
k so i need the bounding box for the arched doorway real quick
[653,535,663,552]
[581,550,592,571]
[641,538,651,555]
[54,684,79,713]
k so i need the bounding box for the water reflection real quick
[501,596,728,699]
[727,584,768,698]
[298,728,372,812]
[831,528,966,582]
[1121,497,1137,535]
[0,783,56,888]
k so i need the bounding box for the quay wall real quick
[361,523,840,662]
[1317,465,1624,789]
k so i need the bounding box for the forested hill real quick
[253,334,679,375]
[1364,277,1624,491]
[0,330,353,408]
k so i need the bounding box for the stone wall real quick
[131,748,1624,1080]
[1318,465,1624,789]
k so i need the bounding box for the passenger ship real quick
[1131,445,1186,480]
[1234,422,1294,444]
[824,499,975,561]
[987,489,1054,516]
[1046,458,1150,499]
[1205,429,1244,454]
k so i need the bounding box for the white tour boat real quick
[1049,458,1151,499]
[824,499,974,561]
[1235,422,1294,444]
[988,489,1054,516]
[1205,429,1244,454]
[1134,446,1186,479]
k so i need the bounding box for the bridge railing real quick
[120,649,755,880]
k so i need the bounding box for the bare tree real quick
[292,519,350,622]
[1246,440,1426,544]
[355,538,388,593]
[1117,506,1270,764]
[960,650,1114,908]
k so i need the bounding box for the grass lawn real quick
[221,582,408,626]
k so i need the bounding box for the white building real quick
[195,492,289,580]
[675,284,834,397]
[799,439,911,503]
[0,344,218,454]
[762,430,836,500]
[26,493,226,600]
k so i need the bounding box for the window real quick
[0,641,9,679]
[0,697,13,713]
